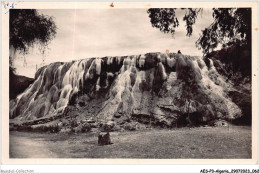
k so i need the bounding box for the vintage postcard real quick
[1,1,258,165]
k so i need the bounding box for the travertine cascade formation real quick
[10,52,241,126]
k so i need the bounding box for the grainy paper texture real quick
[1,1,258,164]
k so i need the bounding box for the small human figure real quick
[178,50,182,54]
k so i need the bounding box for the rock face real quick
[10,52,242,128]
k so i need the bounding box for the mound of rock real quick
[10,52,243,130]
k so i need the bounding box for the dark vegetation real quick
[147,8,251,80]
[10,9,56,55]
[228,90,251,125]
[148,8,252,126]
[176,112,204,128]
[206,44,251,81]
[9,9,57,83]
[147,8,251,54]
[9,9,57,100]
[9,68,34,99]
[205,45,251,125]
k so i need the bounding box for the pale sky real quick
[13,9,213,78]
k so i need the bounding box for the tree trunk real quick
[9,45,17,67]
[9,45,17,60]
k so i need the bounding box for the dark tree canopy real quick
[9,9,57,54]
[147,8,202,37]
[9,9,57,99]
[147,8,251,55]
[196,8,251,54]
[147,8,180,35]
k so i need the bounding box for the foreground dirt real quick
[10,125,251,158]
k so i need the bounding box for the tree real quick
[9,9,57,69]
[147,8,251,55]
[9,9,57,99]
[196,8,251,54]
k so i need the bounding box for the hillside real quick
[9,52,249,132]
[9,69,34,100]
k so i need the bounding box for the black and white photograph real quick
[1,1,258,166]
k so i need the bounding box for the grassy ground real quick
[9,125,251,158]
